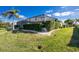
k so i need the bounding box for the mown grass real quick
[0,27,79,52]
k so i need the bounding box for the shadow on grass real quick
[68,27,79,47]
[11,29,39,34]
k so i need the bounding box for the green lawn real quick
[0,27,79,52]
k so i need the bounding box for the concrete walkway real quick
[38,29,59,36]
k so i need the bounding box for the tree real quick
[64,19,74,27]
[76,18,79,22]
[54,18,60,22]
[2,9,20,30]
[54,18,61,28]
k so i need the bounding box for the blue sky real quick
[0,6,79,22]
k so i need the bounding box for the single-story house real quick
[15,14,55,32]
[73,21,79,25]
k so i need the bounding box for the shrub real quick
[75,25,79,32]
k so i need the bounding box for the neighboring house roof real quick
[73,21,79,25]
[16,14,55,25]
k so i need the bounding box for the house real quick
[73,21,79,25]
[15,14,56,32]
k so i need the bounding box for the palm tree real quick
[2,9,20,30]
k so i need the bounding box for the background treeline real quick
[0,20,11,30]
[47,18,79,31]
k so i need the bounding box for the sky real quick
[0,6,79,22]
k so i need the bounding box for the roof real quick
[16,14,55,25]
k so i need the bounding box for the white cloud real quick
[53,11,74,16]
[61,6,65,8]
[53,12,60,16]
[0,16,3,18]
[46,14,52,17]
[61,12,74,16]
[45,10,53,13]
[75,9,79,10]
[16,13,26,19]
[61,6,67,9]
[0,15,4,19]
[19,15,26,18]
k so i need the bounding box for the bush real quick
[75,25,79,32]
[12,30,18,33]
[6,27,12,31]
[0,28,6,30]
